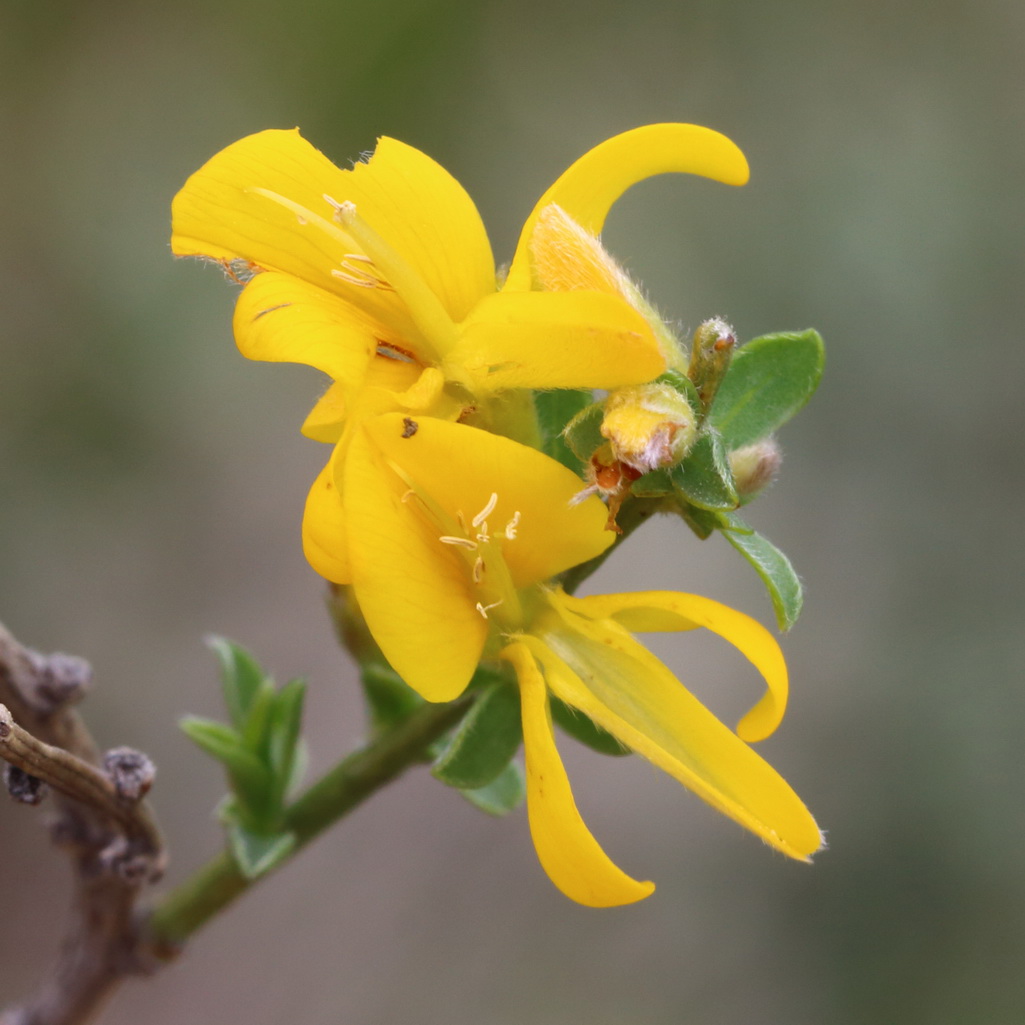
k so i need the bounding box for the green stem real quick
[144,696,469,955]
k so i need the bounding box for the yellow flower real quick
[348,412,822,906]
[171,125,749,579]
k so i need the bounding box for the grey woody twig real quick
[0,622,165,1025]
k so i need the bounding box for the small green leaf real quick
[268,679,306,802]
[432,680,522,790]
[562,402,606,463]
[670,429,738,511]
[460,760,525,816]
[712,329,824,449]
[180,716,272,811]
[535,389,593,471]
[551,697,630,756]
[228,824,297,880]
[240,678,277,756]
[207,637,268,732]
[360,662,423,734]
[718,512,803,630]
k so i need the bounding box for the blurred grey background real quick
[2,0,1024,1022]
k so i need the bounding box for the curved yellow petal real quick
[506,124,749,290]
[363,414,613,587]
[445,291,666,391]
[527,609,823,861]
[233,271,377,389]
[346,422,487,702]
[563,590,787,741]
[302,450,351,584]
[504,641,654,907]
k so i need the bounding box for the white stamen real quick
[472,556,485,583]
[503,511,521,540]
[331,268,377,289]
[472,493,499,528]
[439,535,478,550]
[475,599,503,619]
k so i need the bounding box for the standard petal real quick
[346,422,487,702]
[527,609,823,861]
[233,271,377,388]
[563,589,787,741]
[301,383,348,442]
[504,641,655,907]
[302,451,351,584]
[506,124,749,290]
[339,137,496,323]
[445,291,666,391]
[362,414,613,586]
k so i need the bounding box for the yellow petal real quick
[564,590,787,741]
[527,608,823,861]
[301,383,348,443]
[302,449,351,583]
[362,414,613,586]
[446,291,666,391]
[345,422,487,702]
[506,124,749,291]
[338,136,496,323]
[504,641,655,907]
[233,271,377,389]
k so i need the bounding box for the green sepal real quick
[460,759,525,816]
[534,389,593,472]
[670,429,739,511]
[654,368,702,416]
[562,402,606,464]
[551,697,630,756]
[630,467,672,498]
[207,636,268,732]
[432,679,522,790]
[179,716,273,815]
[240,678,277,758]
[227,823,297,880]
[360,662,424,735]
[711,329,824,449]
[718,512,803,631]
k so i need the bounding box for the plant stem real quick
[144,696,469,954]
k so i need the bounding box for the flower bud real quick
[688,317,735,411]
[729,438,782,498]
[600,383,697,474]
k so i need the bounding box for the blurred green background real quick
[2,0,1024,1022]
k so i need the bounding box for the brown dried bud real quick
[104,747,156,802]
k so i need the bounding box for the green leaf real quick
[670,429,738,511]
[240,678,278,757]
[432,680,522,790]
[360,662,423,734]
[718,512,803,631]
[711,329,824,449]
[180,716,272,812]
[460,760,525,816]
[551,697,630,756]
[268,679,306,803]
[207,636,268,732]
[562,402,606,464]
[535,389,593,471]
[228,823,297,880]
